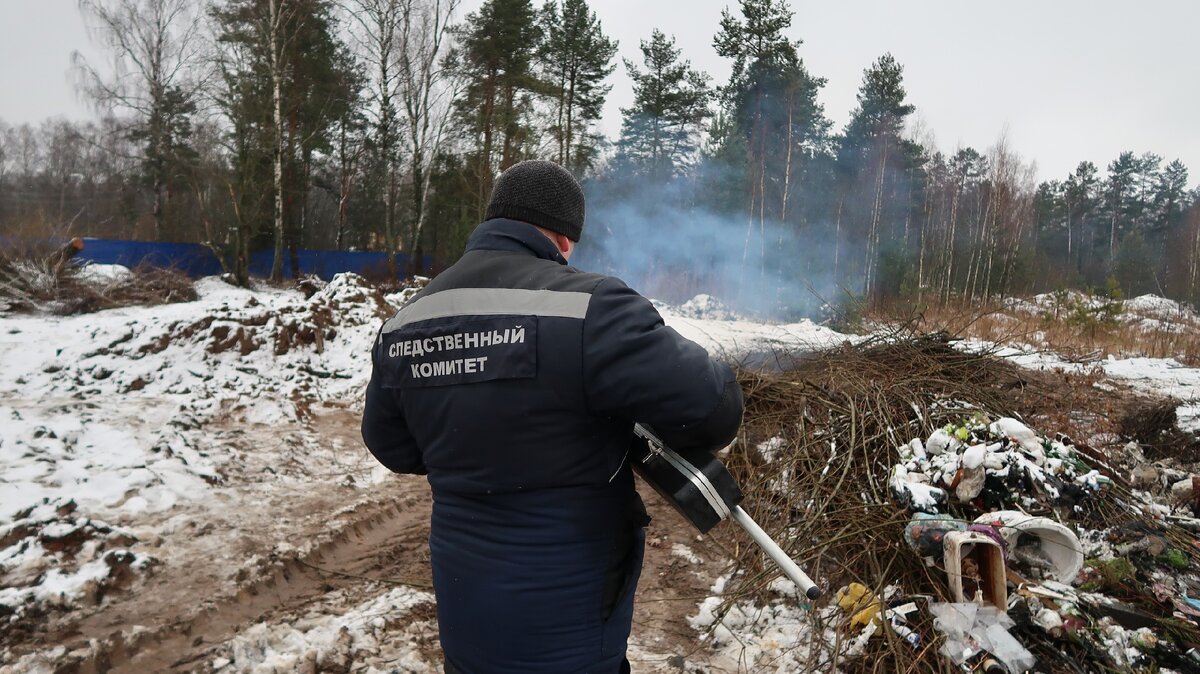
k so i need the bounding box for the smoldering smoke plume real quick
[576,175,855,321]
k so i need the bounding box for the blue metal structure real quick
[74,238,430,280]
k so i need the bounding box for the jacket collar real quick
[465,218,568,265]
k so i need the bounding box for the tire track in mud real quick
[63,496,432,674]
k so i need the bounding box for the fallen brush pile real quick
[0,241,197,315]
[706,334,1200,673]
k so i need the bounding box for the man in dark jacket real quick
[362,160,744,674]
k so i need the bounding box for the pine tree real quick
[1063,161,1098,269]
[538,0,616,174]
[451,0,543,218]
[835,53,920,297]
[837,54,916,167]
[1153,159,1189,230]
[1102,151,1140,261]
[710,0,830,281]
[713,0,798,99]
[615,29,711,181]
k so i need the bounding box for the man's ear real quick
[554,232,573,255]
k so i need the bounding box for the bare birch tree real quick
[396,0,461,274]
[74,0,206,240]
[344,0,405,274]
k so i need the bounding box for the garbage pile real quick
[707,335,1200,673]
[888,415,1200,672]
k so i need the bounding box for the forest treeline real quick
[1,0,1198,313]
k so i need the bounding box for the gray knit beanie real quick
[485,160,586,241]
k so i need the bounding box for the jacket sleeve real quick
[581,277,743,451]
[361,335,427,475]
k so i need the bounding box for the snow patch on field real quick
[0,274,392,525]
[209,587,437,674]
[689,574,843,672]
[961,339,1200,434]
[0,274,398,645]
[657,295,855,360]
[671,543,703,565]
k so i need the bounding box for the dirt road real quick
[9,402,727,673]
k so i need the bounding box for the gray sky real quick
[2,0,1197,182]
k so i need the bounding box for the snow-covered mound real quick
[671,294,739,321]
[1124,293,1196,318]
[1003,291,1200,335]
[0,274,394,521]
[0,273,403,641]
[74,263,133,286]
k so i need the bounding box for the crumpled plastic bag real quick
[929,602,1036,673]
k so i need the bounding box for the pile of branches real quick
[708,333,1193,672]
[54,265,197,315]
[0,239,195,314]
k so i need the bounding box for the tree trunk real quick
[336,120,352,251]
[269,0,286,281]
[865,142,889,301]
[478,69,496,219]
[780,88,794,226]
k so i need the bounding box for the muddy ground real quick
[5,400,734,673]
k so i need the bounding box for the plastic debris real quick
[1129,464,1160,489]
[944,531,1007,606]
[989,417,1046,465]
[974,511,1084,583]
[1173,476,1200,504]
[894,419,1109,517]
[890,464,947,513]
[926,428,963,455]
[1032,607,1064,637]
[929,602,1036,673]
[834,585,925,651]
[835,582,882,628]
[954,444,988,501]
[903,513,966,561]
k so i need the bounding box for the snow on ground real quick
[209,586,437,674]
[1102,356,1200,432]
[0,273,389,519]
[655,297,857,362]
[960,338,1200,433]
[0,273,395,643]
[0,498,155,627]
[2,283,1198,671]
[688,575,843,672]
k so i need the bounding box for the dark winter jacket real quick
[361,218,744,674]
